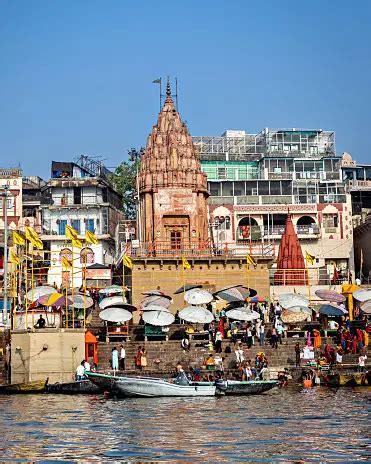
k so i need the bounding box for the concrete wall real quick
[130,258,270,321]
[11,329,85,384]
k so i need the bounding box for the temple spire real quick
[166,77,171,97]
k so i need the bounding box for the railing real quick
[236,224,319,240]
[269,267,336,286]
[125,240,275,259]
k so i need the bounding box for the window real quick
[86,219,95,233]
[60,248,72,262]
[323,214,338,228]
[217,168,227,179]
[58,220,67,235]
[74,187,81,205]
[80,247,94,264]
[102,188,108,203]
[225,216,231,230]
[71,219,80,234]
[170,231,182,250]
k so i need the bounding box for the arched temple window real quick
[80,247,95,265]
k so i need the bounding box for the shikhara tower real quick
[138,80,209,248]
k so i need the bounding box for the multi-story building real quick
[193,128,354,283]
[40,156,124,288]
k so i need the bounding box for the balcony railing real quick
[236,224,319,240]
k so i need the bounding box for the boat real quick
[215,379,278,395]
[87,372,217,397]
[46,379,101,394]
[323,371,371,387]
[0,379,48,394]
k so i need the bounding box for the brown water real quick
[0,387,369,463]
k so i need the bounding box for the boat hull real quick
[87,373,216,397]
[0,379,48,394]
[46,380,100,394]
[218,380,278,395]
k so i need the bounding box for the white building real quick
[40,158,124,288]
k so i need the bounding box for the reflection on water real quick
[0,387,370,462]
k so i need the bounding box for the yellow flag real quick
[10,249,20,265]
[71,238,83,249]
[25,226,43,250]
[122,255,133,269]
[305,251,315,265]
[246,254,257,266]
[65,225,79,240]
[12,231,25,246]
[182,256,191,270]
[61,256,72,268]
[85,230,98,245]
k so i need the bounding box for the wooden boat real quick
[324,371,370,387]
[87,372,216,397]
[215,379,278,395]
[0,379,48,394]
[46,379,100,394]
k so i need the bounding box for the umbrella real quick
[142,289,165,297]
[174,284,203,294]
[279,293,309,309]
[178,306,214,324]
[286,305,311,314]
[281,309,311,323]
[315,289,346,303]
[353,289,371,302]
[142,310,175,326]
[99,285,125,295]
[68,294,94,309]
[319,304,346,317]
[141,296,172,309]
[213,285,257,302]
[225,309,260,321]
[184,289,213,305]
[26,286,57,302]
[38,293,72,307]
[99,295,127,309]
[141,304,172,313]
[360,300,371,315]
[99,307,132,323]
[249,296,266,303]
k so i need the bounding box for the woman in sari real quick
[313,329,322,349]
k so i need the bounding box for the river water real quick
[0,387,369,463]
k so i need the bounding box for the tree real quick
[110,148,144,219]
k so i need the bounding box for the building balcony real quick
[236,224,319,241]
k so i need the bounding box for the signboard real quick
[84,268,111,280]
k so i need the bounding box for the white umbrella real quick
[142,310,175,326]
[286,305,311,314]
[26,286,57,302]
[179,306,214,324]
[141,304,172,313]
[99,295,127,309]
[279,293,309,309]
[360,300,371,314]
[353,288,371,302]
[99,307,132,322]
[184,289,213,305]
[226,309,260,321]
[68,294,94,309]
[141,296,172,309]
[99,285,125,295]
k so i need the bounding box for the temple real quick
[137,80,209,250]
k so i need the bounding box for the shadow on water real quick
[0,387,370,462]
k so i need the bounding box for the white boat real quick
[87,372,216,397]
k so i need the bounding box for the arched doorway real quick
[297,215,317,234]
[237,217,261,240]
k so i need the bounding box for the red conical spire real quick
[275,214,307,285]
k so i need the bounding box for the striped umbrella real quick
[38,293,72,307]
[26,286,57,302]
[315,289,346,303]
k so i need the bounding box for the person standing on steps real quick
[135,346,143,370]
[119,344,126,370]
[111,347,119,376]
[295,342,301,367]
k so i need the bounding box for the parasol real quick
[178,306,214,324]
[142,289,165,297]
[286,305,311,314]
[360,300,371,314]
[319,304,346,317]
[281,309,310,323]
[141,296,172,309]
[68,294,94,309]
[174,284,203,294]
[184,288,213,305]
[141,304,172,313]
[26,286,57,302]
[249,296,266,303]
[353,288,371,302]
[99,307,132,323]
[38,293,72,307]
[225,309,260,321]
[279,293,309,309]
[142,310,175,326]
[99,295,127,309]
[99,285,126,295]
[315,289,346,303]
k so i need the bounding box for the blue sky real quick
[0,1,370,178]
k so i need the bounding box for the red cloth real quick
[332,266,339,284]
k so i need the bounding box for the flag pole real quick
[71,245,75,329]
[25,246,28,329]
[31,244,35,328]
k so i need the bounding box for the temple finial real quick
[166,76,171,97]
